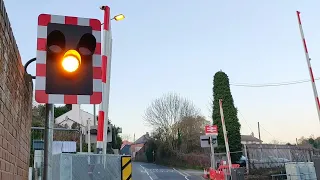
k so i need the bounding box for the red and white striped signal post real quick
[96,6,112,154]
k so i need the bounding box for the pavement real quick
[132,162,205,180]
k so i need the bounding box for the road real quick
[132,162,204,180]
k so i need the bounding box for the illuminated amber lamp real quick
[62,50,81,72]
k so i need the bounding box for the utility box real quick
[33,150,44,180]
[313,156,320,179]
[231,168,245,180]
[285,162,317,180]
[33,140,44,150]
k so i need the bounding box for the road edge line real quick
[140,165,154,180]
[173,168,190,180]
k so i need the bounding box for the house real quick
[55,104,97,129]
[54,104,112,143]
[241,133,263,144]
[121,140,133,149]
[131,132,150,155]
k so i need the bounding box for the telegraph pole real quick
[258,122,261,142]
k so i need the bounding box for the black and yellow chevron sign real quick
[121,156,132,180]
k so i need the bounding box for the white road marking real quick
[182,171,191,176]
[140,165,154,180]
[173,168,190,180]
[173,168,190,176]
[142,169,175,173]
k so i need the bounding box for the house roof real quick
[241,135,263,143]
[55,104,97,127]
[133,132,150,144]
[57,116,83,127]
[120,144,131,155]
[121,140,133,149]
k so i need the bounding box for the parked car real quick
[236,155,247,167]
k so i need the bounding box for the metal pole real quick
[44,104,54,180]
[211,117,216,169]
[258,122,261,142]
[80,127,83,152]
[258,122,262,161]
[244,144,249,174]
[88,118,91,153]
[218,99,232,177]
[210,136,216,169]
[31,127,82,132]
[93,105,96,126]
[103,10,112,154]
[296,11,320,123]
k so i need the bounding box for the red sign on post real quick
[205,125,218,135]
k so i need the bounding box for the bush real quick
[155,149,210,169]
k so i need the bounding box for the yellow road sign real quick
[121,156,132,180]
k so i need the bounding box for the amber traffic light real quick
[61,50,81,72]
[45,23,97,95]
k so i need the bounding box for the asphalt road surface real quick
[132,162,204,180]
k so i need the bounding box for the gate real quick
[52,154,130,180]
[313,156,320,179]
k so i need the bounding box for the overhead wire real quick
[259,123,279,142]
[237,110,254,134]
[230,77,320,87]
[214,78,313,142]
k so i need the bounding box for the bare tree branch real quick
[144,92,200,133]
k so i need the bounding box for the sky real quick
[4,0,320,144]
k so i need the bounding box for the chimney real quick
[251,132,255,137]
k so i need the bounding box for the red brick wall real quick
[0,0,33,179]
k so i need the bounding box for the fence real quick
[30,127,83,167]
[271,173,316,180]
[245,144,320,171]
[52,154,123,180]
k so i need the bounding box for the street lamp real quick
[100,14,125,25]
[112,14,125,21]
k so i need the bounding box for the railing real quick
[31,126,83,151]
[30,126,83,174]
[271,173,317,180]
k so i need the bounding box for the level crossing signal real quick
[35,14,102,104]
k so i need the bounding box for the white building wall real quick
[54,105,112,141]
[55,104,96,128]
